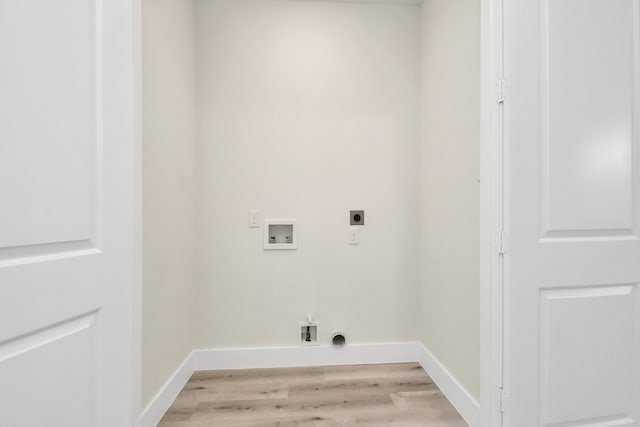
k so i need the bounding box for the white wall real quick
[418,0,481,400]
[140,0,481,409]
[194,0,421,348]
[142,0,197,407]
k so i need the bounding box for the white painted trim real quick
[480,0,505,426]
[139,342,481,427]
[140,352,195,427]
[194,342,418,371]
[132,0,143,424]
[416,343,481,427]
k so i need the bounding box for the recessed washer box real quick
[298,322,318,346]
[264,219,297,250]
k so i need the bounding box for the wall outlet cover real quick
[349,228,360,245]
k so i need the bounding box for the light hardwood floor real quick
[157,363,468,426]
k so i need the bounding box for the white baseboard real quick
[193,342,418,371]
[140,342,479,427]
[416,342,480,427]
[140,351,195,427]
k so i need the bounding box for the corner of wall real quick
[141,0,198,409]
[417,0,482,401]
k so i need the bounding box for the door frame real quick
[125,0,504,425]
[480,0,506,426]
[132,0,143,425]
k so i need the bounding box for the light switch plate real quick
[249,210,260,228]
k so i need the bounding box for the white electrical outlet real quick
[248,210,260,228]
[349,228,360,245]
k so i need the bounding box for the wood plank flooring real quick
[157,363,468,426]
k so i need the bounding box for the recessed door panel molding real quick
[0,0,103,262]
[0,312,98,427]
[539,284,637,426]
[540,0,640,240]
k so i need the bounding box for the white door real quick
[503,0,640,426]
[0,1,139,426]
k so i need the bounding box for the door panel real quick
[540,285,636,425]
[541,0,638,237]
[0,0,97,251]
[505,0,640,425]
[0,1,137,426]
[0,313,97,427]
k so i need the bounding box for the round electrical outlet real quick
[350,210,364,226]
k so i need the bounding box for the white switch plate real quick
[249,210,260,228]
[349,228,360,245]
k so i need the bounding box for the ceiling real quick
[292,0,424,6]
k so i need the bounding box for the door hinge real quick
[495,230,507,255]
[497,387,509,414]
[496,78,508,104]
